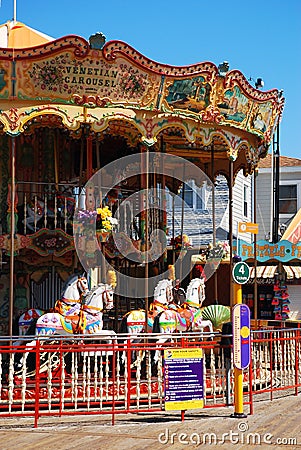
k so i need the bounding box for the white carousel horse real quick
[153,278,214,362]
[14,283,117,376]
[34,282,115,336]
[17,308,45,336]
[120,278,174,336]
[17,274,89,336]
[119,278,173,367]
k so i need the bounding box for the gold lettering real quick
[269,245,276,257]
[257,245,264,258]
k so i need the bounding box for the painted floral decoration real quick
[118,65,148,99]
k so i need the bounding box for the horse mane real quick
[61,274,80,296]
[153,279,170,299]
[83,283,108,303]
[186,278,205,302]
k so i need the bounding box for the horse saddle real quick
[177,307,191,319]
[177,308,192,329]
[54,300,80,317]
[61,311,86,334]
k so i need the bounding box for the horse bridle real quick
[102,287,114,310]
[77,277,88,294]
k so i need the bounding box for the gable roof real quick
[258,153,301,169]
[0,21,53,48]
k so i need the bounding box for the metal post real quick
[232,283,247,418]
[211,146,218,303]
[229,159,233,307]
[272,123,280,243]
[9,137,16,337]
[253,169,258,322]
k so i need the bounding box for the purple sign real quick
[164,348,204,410]
[233,304,251,369]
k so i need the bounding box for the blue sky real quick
[0,0,300,159]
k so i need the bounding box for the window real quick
[179,183,193,207]
[279,185,297,214]
[178,181,205,211]
[196,192,204,210]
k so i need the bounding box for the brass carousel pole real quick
[179,166,185,282]
[211,145,218,303]
[8,137,16,337]
[141,145,149,330]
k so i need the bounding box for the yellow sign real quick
[238,222,258,234]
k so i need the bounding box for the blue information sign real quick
[164,348,204,410]
[233,304,251,369]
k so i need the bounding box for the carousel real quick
[0,19,284,337]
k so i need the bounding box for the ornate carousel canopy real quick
[0,25,284,180]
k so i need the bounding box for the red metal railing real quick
[0,329,300,427]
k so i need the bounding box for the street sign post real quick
[232,262,250,284]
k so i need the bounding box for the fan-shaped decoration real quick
[201,305,231,331]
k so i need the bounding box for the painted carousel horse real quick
[17,274,89,336]
[34,282,115,336]
[120,278,174,336]
[14,282,117,376]
[152,278,214,362]
[119,278,173,367]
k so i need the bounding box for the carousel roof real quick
[0,25,285,180]
[0,20,53,48]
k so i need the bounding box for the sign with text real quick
[233,304,251,370]
[232,262,250,284]
[238,222,258,234]
[237,239,301,262]
[164,348,204,410]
